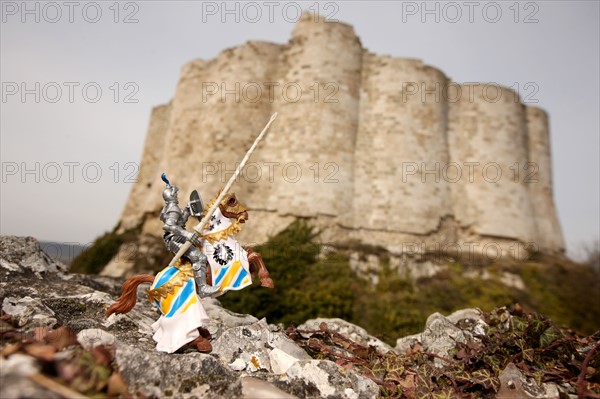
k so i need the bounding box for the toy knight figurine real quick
[159,173,218,298]
[106,113,278,354]
[106,177,275,353]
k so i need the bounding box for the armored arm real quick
[181,206,191,225]
[163,210,200,245]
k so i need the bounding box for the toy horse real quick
[106,192,273,353]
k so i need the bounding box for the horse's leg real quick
[206,262,212,286]
[188,334,212,353]
[245,247,274,288]
[198,326,212,340]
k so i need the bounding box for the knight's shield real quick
[189,190,204,221]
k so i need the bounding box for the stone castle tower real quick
[113,13,563,271]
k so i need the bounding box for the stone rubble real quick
[298,317,394,354]
[0,236,380,398]
[0,236,576,398]
[395,308,488,367]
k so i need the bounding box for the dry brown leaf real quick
[352,346,370,359]
[332,335,351,349]
[406,342,423,356]
[33,327,50,342]
[90,345,113,368]
[456,347,469,360]
[0,312,13,322]
[467,341,483,351]
[46,327,78,350]
[0,320,15,333]
[1,342,22,357]
[107,372,129,396]
[24,343,56,362]
[399,373,416,390]
[307,338,323,351]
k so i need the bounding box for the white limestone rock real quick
[2,296,57,330]
[284,359,379,399]
[497,363,561,399]
[77,328,116,350]
[298,317,393,354]
[240,377,297,399]
[395,310,489,367]
[269,347,300,375]
[0,235,66,274]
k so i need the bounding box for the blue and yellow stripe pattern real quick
[148,263,198,318]
[212,260,251,292]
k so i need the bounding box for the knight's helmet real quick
[161,173,179,203]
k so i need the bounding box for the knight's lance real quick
[168,112,278,267]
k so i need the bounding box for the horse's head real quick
[219,193,249,223]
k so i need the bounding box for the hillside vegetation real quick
[72,220,600,343]
[219,221,600,344]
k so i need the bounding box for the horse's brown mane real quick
[106,274,154,317]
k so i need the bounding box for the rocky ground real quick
[0,236,598,398]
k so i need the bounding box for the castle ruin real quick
[112,13,564,272]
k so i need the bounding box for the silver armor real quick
[160,175,218,298]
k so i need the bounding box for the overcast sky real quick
[1,1,598,260]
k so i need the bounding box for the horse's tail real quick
[106,274,155,317]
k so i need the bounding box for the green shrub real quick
[70,230,123,274]
[222,220,600,345]
[78,219,598,342]
[219,220,357,326]
[516,260,600,334]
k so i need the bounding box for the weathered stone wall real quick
[447,84,540,258]
[525,106,565,253]
[115,13,564,265]
[352,55,453,239]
